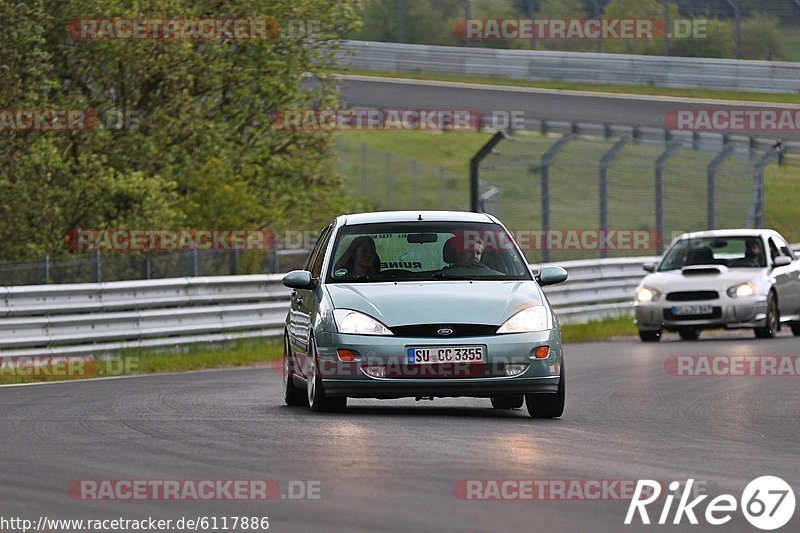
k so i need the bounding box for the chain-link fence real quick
[0,249,311,286]
[472,120,791,262]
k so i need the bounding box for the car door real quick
[291,224,333,376]
[772,235,800,317]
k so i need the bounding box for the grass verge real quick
[561,315,638,343]
[341,69,800,104]
[0,339,283,386]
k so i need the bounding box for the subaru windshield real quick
[326,222,532,282]
[658,236,767,271]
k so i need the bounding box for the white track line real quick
[333,74,800,109]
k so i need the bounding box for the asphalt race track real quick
[1,332,798,532]
[334,75,800,143]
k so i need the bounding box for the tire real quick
[307,338,347,413]
[283,334,307,406]
[792,323,800,336]
[525,362,565,419]
[490,394,524,409]
[638,329,662,342]
[755,292,778,339]
[678,327,700,341]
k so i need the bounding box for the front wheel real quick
[307,338,347,413]
[490,394,524,409]
[754,292,778,339]
[639,329,662,342]
[525,362,565,419]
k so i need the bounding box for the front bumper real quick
[635,297,768,331]
[312,328,562,398]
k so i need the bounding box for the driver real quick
[744,238,765,267]
[443,234,502,274]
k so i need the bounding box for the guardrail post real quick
[540,133,576,262]
[655,141,680,254]
[599,137,630,258]
[706,145,734,230]
[470,131,506,212]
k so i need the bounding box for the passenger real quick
[334,236,380,279]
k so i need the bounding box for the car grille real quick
[663,307,722,320]
[666,291,720,301]
[389,324,499,337]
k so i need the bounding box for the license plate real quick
[672,305,714,316]
[407,346,485,364]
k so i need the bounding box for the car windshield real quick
[658,236,767,271]
[326,221,532,282]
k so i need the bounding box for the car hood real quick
[325,281,545,327]
[642,266,767,292]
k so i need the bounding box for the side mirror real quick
[773,256,792,268]
[643,262,656,273]
[283,270,317,290]
[537,266,568,286]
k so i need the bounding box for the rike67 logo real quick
[625,477,795,530]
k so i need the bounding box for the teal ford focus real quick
[282,211,568,418]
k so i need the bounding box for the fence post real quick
[360,142,368,195]
[470,131,506,212]
[599,137,630,258]
[93,250,102,283]
[412,159,418,209]
[386,152,393,209]
[725,0,741,60]
[749,146,783,228]
[540,133,576,262]
[44,254,50,284]
[192,248,199,277]
[655,141,681,254]
[706,145,734,230]
[439,167,446,209]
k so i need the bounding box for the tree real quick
[0,0,362,260]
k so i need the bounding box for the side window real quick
[310,227,333,278]
[768,238,781,262]
[773,236,795,259]
[305,225,331,274]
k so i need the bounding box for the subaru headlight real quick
[636,286,660,303]
[727,282,755,298]
[333,309,392,335]
[497,306,549,334]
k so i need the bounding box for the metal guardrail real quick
[1,247,797,357]
[338,41,800,93]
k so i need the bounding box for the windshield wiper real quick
[431,272,477,280]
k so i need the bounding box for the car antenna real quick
[417,213,423,221]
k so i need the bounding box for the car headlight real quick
[727,282,755,298]
[636,286,661,303]
[497,306,549,334]
[333,309,392,335]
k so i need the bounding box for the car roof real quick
[676,229,781,240]
[339,211,497,225]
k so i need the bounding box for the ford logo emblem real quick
[437,327,453,336]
